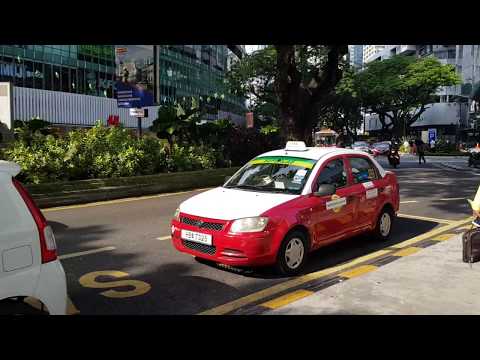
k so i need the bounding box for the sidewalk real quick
[264,234,480,315]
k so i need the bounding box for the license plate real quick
[181,229,212,246]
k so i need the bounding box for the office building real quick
[0,45,247,130]
[0,45,115,97]
[362,45,477,141]
[362,45,385,64]
[348,45,364,69]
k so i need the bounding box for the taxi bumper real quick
[171,217,280,267]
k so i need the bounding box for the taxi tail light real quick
[12,178,58,263]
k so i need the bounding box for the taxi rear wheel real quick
[276,231,308,276]
[373,207,394,241]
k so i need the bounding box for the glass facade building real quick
[155,45,246,118]
[0,45,246,119]
[0,45,115,97]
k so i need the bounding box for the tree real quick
[227,45,349,143]
[317,69,363,139]
[149,98,203,147]
[354,55,461,137]
[274,45,348,143]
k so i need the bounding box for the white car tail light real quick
[12,178,58,263]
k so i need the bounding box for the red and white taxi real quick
[171,142,399,275]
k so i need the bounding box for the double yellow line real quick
[199,216,472,315]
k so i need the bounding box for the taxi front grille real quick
[182,240,216,255]
[180,216,224,231]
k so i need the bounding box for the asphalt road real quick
[44,157,479,315]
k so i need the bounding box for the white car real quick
[0,161,67,315]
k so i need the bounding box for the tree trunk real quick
[275,45,348,145]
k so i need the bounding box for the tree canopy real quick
[227,45,348,143]
[354,55,461,136]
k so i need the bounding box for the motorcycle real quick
[387,148,400,168]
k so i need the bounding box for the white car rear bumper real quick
[34,260,67,315]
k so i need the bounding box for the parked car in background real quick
[371,141,391,155]
[0,161,67,315]
[351,141,372,154]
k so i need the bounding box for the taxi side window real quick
[316,159,347,189]
[349,157,379,184]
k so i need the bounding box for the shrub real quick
[2,122,223,184]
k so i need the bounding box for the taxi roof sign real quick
[285,141,308,151]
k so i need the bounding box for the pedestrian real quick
[415,138,426,164]
[469,185,480,227]
[409,139,414,154]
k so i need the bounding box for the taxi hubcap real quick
[285,238,304,269]
[380,213,391,237]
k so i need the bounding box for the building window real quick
[24,61,34,89]
[44,63,53,91]
[61,67,70,92]
[53,65,62,91]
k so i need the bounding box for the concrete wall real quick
[12,87,158,129]
[0,82,12,129]
[9,86,246,129]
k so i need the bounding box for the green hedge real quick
[1,123,221,184]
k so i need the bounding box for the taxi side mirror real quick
[314,184,336,197]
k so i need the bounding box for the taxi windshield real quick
[224,156,317,195]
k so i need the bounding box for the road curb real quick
[200,217,472,315]
[29,167,240,209]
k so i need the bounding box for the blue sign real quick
[115,81,154,108]
[428,128,437,142]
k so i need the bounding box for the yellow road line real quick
[339,265,377,279]
[42,188,212,212]
[67,296,80,315]
[198,249,391,315]
[391,216,472,249]
[24,297,43,311]
[199,217,472,315]
[432,233,455,241]
[59,246,116,260]
[397,213,453,224]
[393,247,421,257]
[156,236,171,241]
[261,290,314,310]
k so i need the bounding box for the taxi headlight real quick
[230,217,269,233]
[173,208,180,221]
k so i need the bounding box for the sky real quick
[245,45,263,54]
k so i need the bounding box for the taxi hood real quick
[179,187,300,221]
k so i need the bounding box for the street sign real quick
[428,128,437,143]
[116,81,154,108]
[130,108,146,117]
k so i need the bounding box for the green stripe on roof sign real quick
[250,156,316,169]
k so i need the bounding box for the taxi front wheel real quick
[276,231,308,276]
[373,207,394,241]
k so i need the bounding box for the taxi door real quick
[308,156,358,248]
[345,155,383,229]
